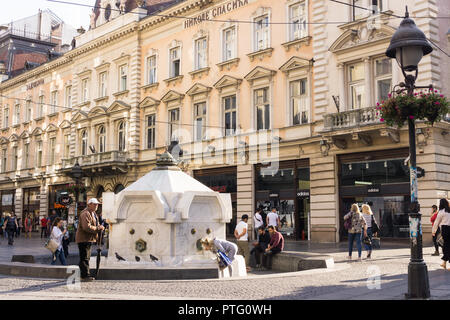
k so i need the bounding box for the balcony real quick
[322,106,382,132]
[59,150,130,176]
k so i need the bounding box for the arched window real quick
[114,184,125,194]
[81,130,88,156]
[118,121,126,151]
[98,126,106,153]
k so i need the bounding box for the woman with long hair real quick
[344,204,367,261]
[50,217,68,265]
[432,199,450,270]
[361,204,377,259]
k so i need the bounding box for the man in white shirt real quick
[253,208,264,239]
[266,208,280,230]
[235,214,251,271]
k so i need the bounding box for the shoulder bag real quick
[437,233,444,247]
[44,237,59,254]
[344,212,353,230]
[371,215,380,234]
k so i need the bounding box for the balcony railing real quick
[61,150,129,169]
[323,106,381,131]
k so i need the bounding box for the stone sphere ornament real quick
[147,229,153,235]
[206,228,212,234]
[129,228,135,235]
[191,228,196,235]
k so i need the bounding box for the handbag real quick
[363,236,372,246]
[217,249,232,267]
[371,215,380,234]
[344,212,353,230]
[44,238,58,254]
[437,234,444,248]
[372,236,381,249]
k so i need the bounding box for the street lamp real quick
[70,161,84,220]
[386,7,432,299]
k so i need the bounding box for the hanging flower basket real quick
[66,183,90,195]
[377,89,449,128]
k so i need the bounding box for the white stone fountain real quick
[101,151,233,273]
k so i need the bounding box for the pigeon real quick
[115,252,126,261]
[149,254,159,262]
[135,256,140,262]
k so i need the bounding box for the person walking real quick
[62,221,70,259]
[266,208,280,230]
[41,216,48,238]
[344,204,367,261]
[432,199,450,270]
[4,213,18,245]
[235,214,251,272]
[253,208,264,239]
[16,217,22,238]
[24,214,33,239]
[252,226,271,269]
[76,198,104,282]
[263,225,284,270]
[50,218,67,265]
[0,214,4,239]
[431,205,441,256]
[361,204,377,259]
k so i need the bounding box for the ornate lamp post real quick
[385,7,432,299]
[70,161,84,220]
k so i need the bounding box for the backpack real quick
[344,212,353,230]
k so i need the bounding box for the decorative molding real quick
[380,128,399,143]
[31,127,43,136]
[44,123,58,133]
[112,90,130,98]
[281,36,312,52]
[141,82,159,92]
[94,96,109,103]
[139,96,160,109]
[279,56,312,73]
[244,66,276,84]
[216,58,240,71]
[88,106,108,118]
[247,47,274,62]
[160,90,185,103]
[186,83,212,97]
[188,67,210,80]
[163,75,184,87]
[107,100,131,114]
[59,120,72,129]
[213,75,242,92]
[70,111,89,123]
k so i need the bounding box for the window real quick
[195,38,207,70]
[12,147,18,171]
[291,79,309,125]
[223,27,236,61]
[146,114,156,149]
[290,2,307,41]
[1,149,6,172]
[118,121,126,151]
[374,57,392,103]
[26,100,32,121]
[255,88,270,130]
[81,78,89,102]
[352,0,365,21]
[3,106,9,127]
[371,0,383,14]
[254,15,269,51]
[65,86,72,109]
[99,72,107,97]
[98,126,106,153]
[170,47,181,78]
[49,137,56,165]
[36,141,43,167]
[147,55,157,85]
[223,95,236,136]
[81,130,88,156]
[24,143,29,168]
[14,104,20,125]
[348,62,365,109]
[119,65,127,91]
[50,91,58,114]
[194,102,206,141]
[38,96,44,118]
[168,108,180,142]
[64,134,70,158]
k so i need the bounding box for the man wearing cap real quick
[76,198,104,282]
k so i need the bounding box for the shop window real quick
[340,159,409,186]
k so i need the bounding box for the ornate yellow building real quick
[0,0,448,242]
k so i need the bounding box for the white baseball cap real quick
[88,198,101,205]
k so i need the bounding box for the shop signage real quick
[297,191,310,197]
[26,79,44,91]
[58,193,73,206]
[269,194,279,198]
[367,185,381,194]
[184,0,249,29]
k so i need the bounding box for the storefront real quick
[22,187,41,231]
[0,189,15,216]
[255,159,310,240]
[193,166,237,236]
[48,184,87,220]
[338,148,411,240]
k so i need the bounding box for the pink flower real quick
[440,94,444,97]
[409,115,414,120]
[380,118,385,122]
[435,101,440,105]
[388,93,392,98]
[435,90,438,93]
[377,102,380,106]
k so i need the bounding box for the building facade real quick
[0,0,448,242]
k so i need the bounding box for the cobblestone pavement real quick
[0,233,449,300]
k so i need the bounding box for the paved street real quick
[0,233,449,300]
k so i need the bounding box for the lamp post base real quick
[406,261,430,299]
